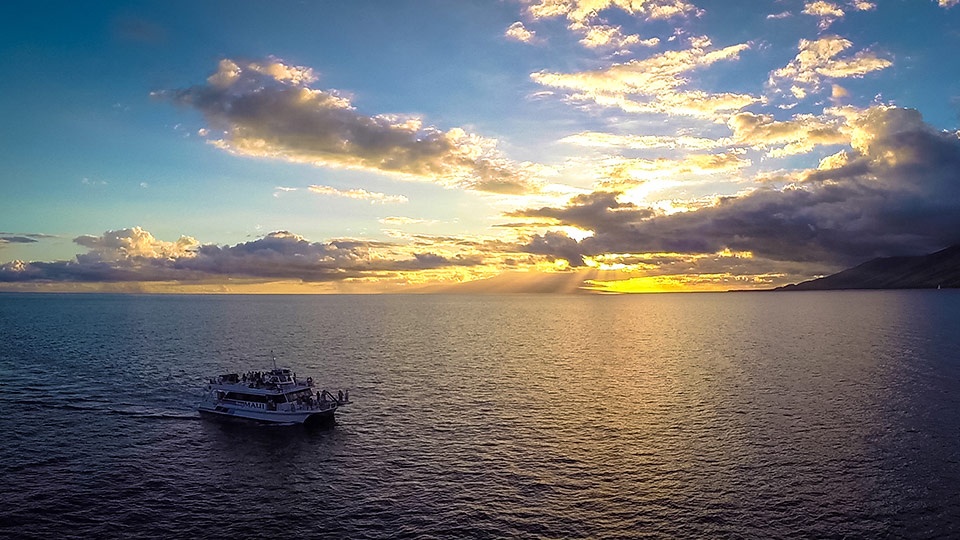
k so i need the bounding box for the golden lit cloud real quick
[526,0,700,24]
[3,227,524,289]
[512,105,960,281]
[307,184,408,204]
[505,21,536,43]
[770,36,892,98]
[728,111,848,157]
[572,22,641,49]
[802,1,845,29]
[531,40,759,118]
[527,5,662,50]
[834,104,938,166]
[816,150,850,170]
[598,152,751,186]
[165,58,539,195]
[378,216,438,226]
[74,226,198,262]
[577,249,817,292]
[830,83,849,102]
[559,131,728,150]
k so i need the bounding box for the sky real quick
[2,0,960,293]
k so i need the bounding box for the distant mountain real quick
[777,245,960,291]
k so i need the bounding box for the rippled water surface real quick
[2,291,960,538]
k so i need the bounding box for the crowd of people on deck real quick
[210,370,348,410]
[241,371,267,385]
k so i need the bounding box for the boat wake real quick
[30,401,200,421]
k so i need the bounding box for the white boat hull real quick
[198,403,337,425]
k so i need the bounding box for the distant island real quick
[776,245,960,291]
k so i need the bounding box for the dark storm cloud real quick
[180,232,483,279]
[0,230,483,283]
[0,232,56,242]
[507,191,655,231]
[0,259,204,283]
[0,236,39,244]
[513,106,960,267]
[524,231,588,266]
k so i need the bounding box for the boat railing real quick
[282,399,340,412]
[318,389,349,405]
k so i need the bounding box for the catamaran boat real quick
[198,366,349,425]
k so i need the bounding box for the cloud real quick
[573,22,642,49]
[0,236,39,244]
[560,131,728,150]
[524,230,590,266]
[801,1,873,29]
[594,152,751,187]
[531,38,759,118]
[521,3,665,50]
[505,21,536,43]
[379,216,437,226]
[161,58,537,194]
[579,249,827,291]
[181,232,483,279]
[507,191,655,238]
[727,111,848,157]
[1,227,202,283]
[0,229,492,284]
[770,36,892,99]
[308,184,408,204]
[510,106,960,268]
[830,84,849,102]
[0,232,58,250]
[73,227,199,263]
[526,0,700,24]
[273,186,298,197]
[8,113,956,290]
[802,1,845,29]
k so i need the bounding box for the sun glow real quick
[583,273,736,293]
[561,226,595,242]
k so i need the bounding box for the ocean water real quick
[1,291,960,539]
